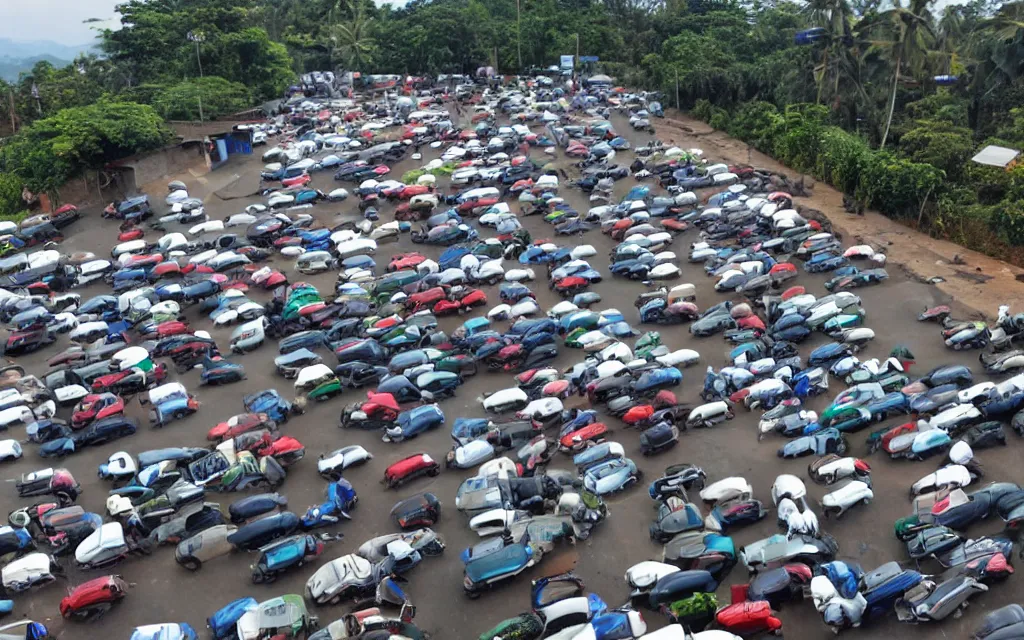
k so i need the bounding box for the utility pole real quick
[574,33,581,89]
[7,88,16,133]
[188,31,205,78]
[675,69,680,110]
[516,0,522,72]
[187,32,206,123]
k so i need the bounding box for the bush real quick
[727,102,782,153]
[708,107,730,131]
[814,128,870,196]
[898,119,974,180]
[0,174,22,218]
[991,201,1024,246]
[772,105,826,173]
[692,99,715,122]
[856,151,944,220]
[152,77,253,121]
[0,100,171,193]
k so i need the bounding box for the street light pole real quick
[187,32,206,123]
[188,31,205,78]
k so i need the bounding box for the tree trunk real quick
[816,47,829,104]
[880,54,901,150]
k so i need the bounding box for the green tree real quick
[0,100,171,194]
[898,118,975,178]
[326,0,377,70]
[100,0,292,101]
[0,174,23,218]
[153,77,253,120]
[860,0,938,148]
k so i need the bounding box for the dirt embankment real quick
[655,110,1024,319]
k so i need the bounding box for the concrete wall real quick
[113,141,207,194]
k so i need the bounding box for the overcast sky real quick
[1,0,120,44]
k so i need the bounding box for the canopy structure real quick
[972,145,1020,168]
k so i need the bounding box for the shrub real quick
[898,119,974,180]
[856,151,944,220]
[152,77,252,121]
[991,201,1024,246]
[726,101,781,151]
[814,128,870,196]
[0,174,22,218]
[692,99,715,122]
[708,108,730,131]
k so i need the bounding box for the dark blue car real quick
[384,404,445,442]
[243,389,301,423]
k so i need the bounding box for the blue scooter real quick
[301,480,358,529]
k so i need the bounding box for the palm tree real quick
[860,0,937,148]
[328,0,377,70]
[982,1,1024,41]
[979,2,1024,82]
[802,0,855,103]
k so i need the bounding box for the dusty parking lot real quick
[5,112,1022,640]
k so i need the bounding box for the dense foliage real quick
[5,0,1024,259]
[0,100,171,195]
[152,77,253,121]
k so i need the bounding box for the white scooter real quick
[772,474,819,537]
[699,477,752,506]
[910,464,973,497]
[822,480,873,519]
[807,454,871,485]
[811,575,866,632]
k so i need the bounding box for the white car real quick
[230,317,268,354]
[306,554,373,604]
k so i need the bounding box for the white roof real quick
[972,145,1020,167]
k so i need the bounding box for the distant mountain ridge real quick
[0,54,70,82]
[0,38,99,82]
[0,37,98,61]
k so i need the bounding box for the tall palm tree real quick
[802,0,855,103]
[982,1,1024,41]
[980,2,1024,81]
[328,0,376,70]
[860,0,937,148]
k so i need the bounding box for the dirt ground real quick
[4,111,1022,640]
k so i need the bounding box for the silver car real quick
[175,524,237,570]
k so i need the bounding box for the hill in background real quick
[0,37,98,81]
